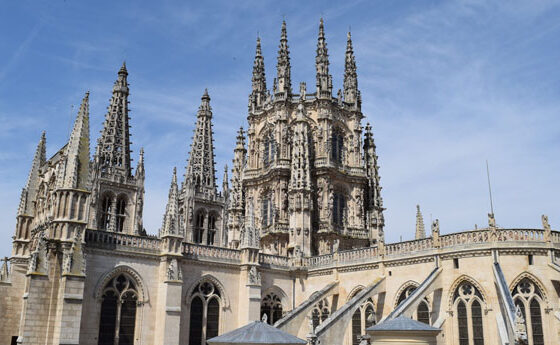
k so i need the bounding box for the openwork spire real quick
[95,62,132,178]
[415,205,426,239]
[62,92,90,189]
[230,127,246,209]
[185,89,217,195]
[250,36,267,111]
[274,20,291,100]
[18,132,46,216]
[343,32,359,107]
[160,167,180,237]
[364,123,384,235]
[316,18,332,99]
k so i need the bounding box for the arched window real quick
[189,281,222,345]
[396,285,431,324]
[98,274,138,345]
[115,196,127,233]
[70,194,78,219]
[194,211,205,244]
[333,193,346,227]
[261,293,283,325]
[331,130,344,164]
[100,195,112,231]
[453,281,485,345]
[261,193,273,228]
[311,298,330,330]
[512,278,545,345]
[351,298,376,345]
[207,214,217,246]
[263,132,276,167]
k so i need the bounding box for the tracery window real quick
[351,298,376,345]
[311,298,330,330]
[511,278,545,345]
[115,196,127,233]
[189,281,222,345]
[100,195,112,231]
[453,281,485,345]
[331,130,344,164]
[263,133,276,167]
[396,285,431,324]
[260,293,283,325]
[98,274,139,345]
[333,193,346,227]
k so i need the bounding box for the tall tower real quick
[227,128,247,248]
[90,63,145,235]
[230,20,385,256]
[179,90,227,246]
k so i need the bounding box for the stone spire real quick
[185,89,217,196]
[135,147,145,179]
[274,20,291,100]
[343,32,359,108]
[160,167,180,237]
[62,92,90,189]
[315,18,332,99]
[363,123,384,240]
[222,165,229,197]
[95,62,132,178]
[415,205,426,239]
[249,36,267,112]
[226,127,247,248]
[18,132,46,216]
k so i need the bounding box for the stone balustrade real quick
[85,228,559,269]
[183,243,242,263]
[259,253,291,268]
[85,229,160,253]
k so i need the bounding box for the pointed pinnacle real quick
[281,20,287,40]
[172,167,177,185]
[256,36,262,56]
[119,61,127,74]
[202,88,210,99]
[319,18,325,38]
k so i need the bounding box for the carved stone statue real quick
[488,213,496,228]
[248,266,261,285]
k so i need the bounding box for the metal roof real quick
[367,316,440,332]
[207,321,307,344]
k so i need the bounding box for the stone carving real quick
[28,231,48,275]
[248,266,261,285]
[167,258,182,281]
[0,257,9,282]
[514,304,528,344]
[488,213,496,229]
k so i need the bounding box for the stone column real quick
[238,248,262,325]
[153,256,183,345]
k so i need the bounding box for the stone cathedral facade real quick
[1,20,559,345]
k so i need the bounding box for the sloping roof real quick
[367,316,440,332]
[207,321,307,344]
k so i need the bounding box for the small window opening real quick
[453,258,459,269]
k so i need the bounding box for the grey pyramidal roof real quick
[367,316,440,332]
[207,320,307,344]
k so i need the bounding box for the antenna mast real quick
[486,160,494,215]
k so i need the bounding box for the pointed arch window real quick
[452,281,485,345]
[351,298,376,345]
[396,285,431,324]
[98,274,139,345]
[261,192,273,228]
[115,196,127,233]
[333,193,346,227]
[512,278,545,345]
[331,130,344,164]
[189,281,222,345]
[311,298,330,330]
[207,214,217,246]
[263,132,276,167]
[100,195,112,231]
[261,293,283,325]
[194,211,205,244]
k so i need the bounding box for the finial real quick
[119,61,128,75]
[172,166,177,183]
[203,88,209,98]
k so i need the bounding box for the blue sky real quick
[1,0,560,256]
